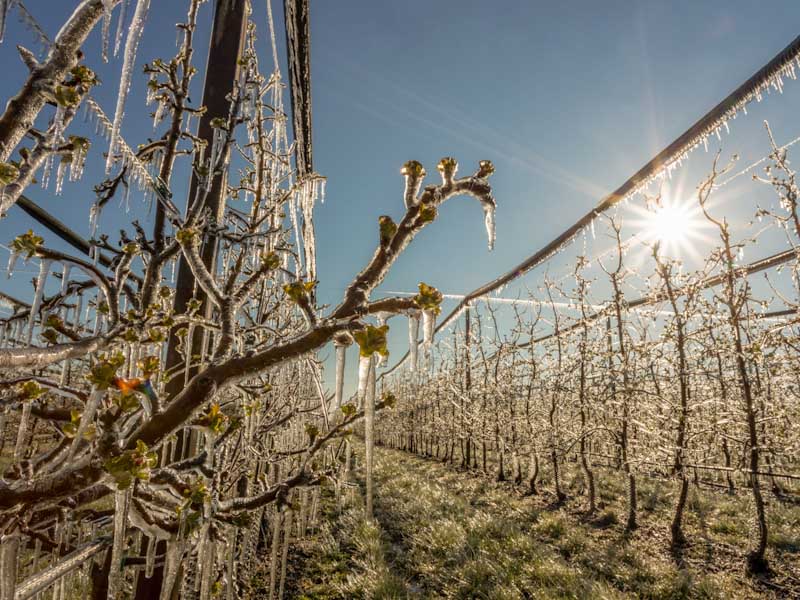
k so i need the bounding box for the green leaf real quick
[413,282,443,315]
[379,215,397,245]
[353,324,389,358]
[0,162,19,185]
[11,230,43,258]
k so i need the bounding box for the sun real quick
[648,202,692,246]
[628,187,713,261]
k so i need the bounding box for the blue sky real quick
[2,1,800,393]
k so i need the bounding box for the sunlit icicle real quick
[144,536,156,578]
[159,540,184,600]
[101,0,113,61]
[483,202,496,250]
[363,355,377,518]
[0,0,10,43]
[408,313,419,372]
[12,401,32,464]
[105,0,151,174]
[0,532,19,600]
[357,354,371,406]
[198,536,216,600]
[64,388,104,464]
[153,98,165,130]
[113,0,128,57]
[27,259,51,344]
[54,159,68,195]
[69,143,87,182]
[422,309,435,354]
[334,343,346,409]
[6,251,18,279]
[107,487,131,599]
[300,179,318,281]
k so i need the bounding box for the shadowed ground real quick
[253,444,800,599]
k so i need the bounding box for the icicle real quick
[64,388,104,464]
[288,192,304,274]
[13,401,32,463]
[159,541,184,600]
[422,310,435,352]
[408,313,419,372]
[5,251,18,279]
[101,0,113,62]
[89,203,102,237]
[113,0,128,57]
[334,343,346,409]
[376,314,388,367]
[0,0,10,43]
[54,159,68,195]
[590,218,596,240]
[59,264,71,295]
[107,488,131,599]
[198,536,215,600]
[483,202,496,250]
[69,144,87,182]
[153,98,165,130]
[357,354,371,406]
[106,0,151,174]
[0,532,19,600]
[363,355,377,519]
[145,536,156,578]
[27,259,51,344]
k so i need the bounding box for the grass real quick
[279,446,800,598]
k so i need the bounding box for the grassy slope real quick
[268,445,800,599]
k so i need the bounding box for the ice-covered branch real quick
[0,0,118,163]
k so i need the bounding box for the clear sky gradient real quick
[2,1,800,394]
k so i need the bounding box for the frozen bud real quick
[11,229,43,258]
[353,324,390,358]
[437,157,458,185]
[69,135,91,152]
[0,162,20,185]
[123,242,140,255]
[378,215,397,246]
[176,227,199,245]
[401,160,426,209]
[401,160,426,178]
[54,85,81,108]
[68,65,99,91]
[476,160,495,179]
[333,332,353,347]
[264,252,281,270]
[413,282,443,315]
[417,203,437,224]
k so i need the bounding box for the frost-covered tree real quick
[0,2,496,597]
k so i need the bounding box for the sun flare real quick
[630,191,712,261]
[648,202,692,246]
